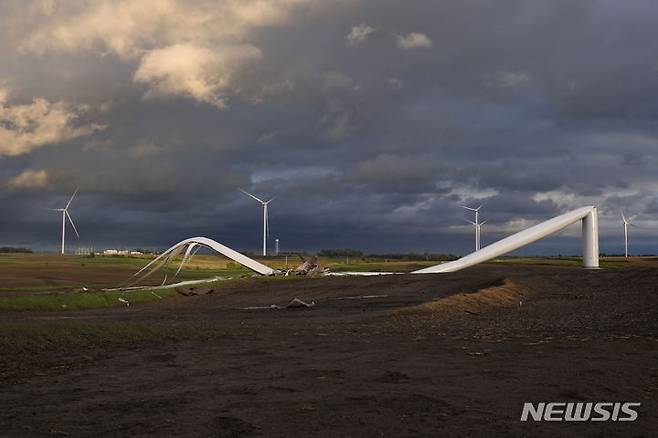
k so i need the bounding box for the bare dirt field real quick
[1,263,657,437]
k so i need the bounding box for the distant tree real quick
[318,249,363,257]
[366,252,457,261]
[0,247,32,253]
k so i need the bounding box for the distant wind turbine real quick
[461,204,483,251]
[239,188,275,256]
[465,218,487,251]
[478,220,487,250]
[621,211,637,258]
[51,189,79,255]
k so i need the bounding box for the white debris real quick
[240,298,316,310]
[335,294,388,300]
[285,298,315,308]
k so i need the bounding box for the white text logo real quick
[520,402,640,422]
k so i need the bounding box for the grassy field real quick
[0,252,255,311]
[0,252,655,312]
[0,252,254,293]
[486,255,644,269]
[313,254,653,271]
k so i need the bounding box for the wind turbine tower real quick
[621,212,636,258]
[239,188,275,256]
[465,219,487,251]
[51,189,80,254]
[477,220,487,250]
[462,205,483,251]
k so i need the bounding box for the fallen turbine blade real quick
[133,249,172,277]
[174,242,200,278]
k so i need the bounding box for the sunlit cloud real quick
[395,32,432,49]
[0,88,103,156]
[6,169,48,190]
[346,24,375,47]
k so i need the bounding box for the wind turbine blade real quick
[158,246,185,285]
[463,219,476,225]
[239,188,265,204]
[174,243,199,278]
[133,248,174,277]
[65,188,79,210]
[190,245,202,260]
[621,211,627,222]
[475,204,483,211]
[266,195,276,204]
[66,210,80,238]
[460,205,476,211]
[480,220,488,225]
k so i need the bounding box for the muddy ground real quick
[1,265,657,437]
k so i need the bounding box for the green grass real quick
[330,256,640,272]
[0,253,147,268]
[329,261,436,272]
[0,252,255,293]
[487,256,632,269]
[0,289,178,312]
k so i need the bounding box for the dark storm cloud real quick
[1,0,658,255]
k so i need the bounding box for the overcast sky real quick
[1,0,657,255]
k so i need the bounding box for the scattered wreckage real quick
[125,206,600,290]
[127,236,330,289]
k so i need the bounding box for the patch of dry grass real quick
[391,278,529,318]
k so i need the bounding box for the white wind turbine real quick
[621,211,637,258]
[51,189,80,255]
[465,218,487,251]
[461,204,483,251]
[477,220,487,250]
[239,188,275,256]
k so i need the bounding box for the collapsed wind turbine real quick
[416,206,599,273]
[125,206,600,288]
[239,188,275,256]
[51,189,79,255]
[621,212,636,258]
[462,204,483,251]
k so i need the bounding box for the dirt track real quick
[1,265,657,437]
